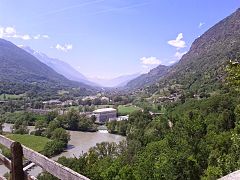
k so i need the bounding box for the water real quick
[52,130,125,160]
[0,123,125,177]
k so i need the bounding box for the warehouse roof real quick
[93,108,116,113]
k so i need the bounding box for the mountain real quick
[125,65,169,90]
[21,46,97,86]
[89,73,141,87]
[127,8,240,94]
[0,39,94,95]
[161,8,240,93]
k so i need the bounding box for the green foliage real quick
[0,93,25,100]
[227,60,240,91]
[12,119,29,134]
[37,172,58,180]
[51,89,240,180]
[44,120,61,138]
[43,140,65,157]
[0,144,11,159]
[107,120,128,136]
[51,128,70,146]
[2,111,45,125]
[34,119,47,136]
[55,109,97,132]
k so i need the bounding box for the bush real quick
[43,140,65,157]
[51,128,70,146]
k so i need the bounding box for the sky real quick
[0,0,239,79]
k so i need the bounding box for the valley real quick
[0,3,239,180]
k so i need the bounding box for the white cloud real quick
[33,34,41,39]
[0,26,49,41]
[175,51,187,59]
[0,26,31,40]
[140,56,161,73]
[21,34,31,40]
[167,33,186,49]
[42,35,49,39]
[55,44,73,52]
[0,27,17,38]
[140,56,161,65]
[5,27,16,35]
[34,34,49,39]
[198,22,205,28]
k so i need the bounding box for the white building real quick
[93,108,117,123]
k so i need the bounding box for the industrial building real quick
[93,108,117,123]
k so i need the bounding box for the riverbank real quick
[0,123,126,177]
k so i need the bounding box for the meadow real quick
[6,134,50,152]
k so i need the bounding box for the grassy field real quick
[0,93,25,100]
[6,134,50,152]
[118,105,142,115]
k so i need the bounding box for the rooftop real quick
[93,108,116,113]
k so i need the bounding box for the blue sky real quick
[0,0,239,78]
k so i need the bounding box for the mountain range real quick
[20,46,97,87]
[0,39,94,95]
[89,73,141,87]
[125,65,169,90]
[126,8,240,94]
[21,46,140,88]
[0,8,239,96]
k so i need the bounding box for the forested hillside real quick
[126,65,168,90]
[0,39,95,96]
[127,8,240,95]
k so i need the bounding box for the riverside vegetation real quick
[38,60,240,180]
[0,109,97,157]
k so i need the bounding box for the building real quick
[26,108,53,115]
[43,100,61,105]
[116,115,129,121]
[93,108,117,123]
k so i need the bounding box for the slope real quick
[21,46,97,86]
[0,39,93,95]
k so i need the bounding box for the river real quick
[0,123,125,177]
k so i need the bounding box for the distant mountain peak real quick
[89,73,141,87]
[21,46,97,87]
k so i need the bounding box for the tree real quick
[35,119,47,136]
[44,121,61,138]
[46,111,58,123]
[12,119,29,134]
[227,60,240,91]
[43,140,65,157]
[51,128,70,146]
[66,109,79,130]
[35,119,47,132]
